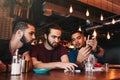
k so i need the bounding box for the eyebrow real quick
[29,31,35,34]
[52,35,61,38]
[76,36,81,38]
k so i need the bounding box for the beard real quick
[20,35,32,47]
[46,37,59,49]
[74,42,82,49]
[75,43,86,50]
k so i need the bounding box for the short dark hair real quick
[70,31,85,41]
[45,23,62,35]
[71,31,84,37]
[12,19,34,34]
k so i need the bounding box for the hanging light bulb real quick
[112,18,115,24]
[92,29,97,38]
[100,0,104,21]
[78,26,82,31]
[69,5,73,13]
[86,0,89,17]
[107,32,110,39]
[100,13,104,21]
[86,9,89,16]
[111,0,115,24]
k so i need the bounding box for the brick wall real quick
[0,8,14,40]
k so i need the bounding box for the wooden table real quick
[0,68,120,80]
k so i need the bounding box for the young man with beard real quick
[0,20,35,72]
[30,24,77,70]
[68,31,105,68]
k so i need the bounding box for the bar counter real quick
[0,68,120,80]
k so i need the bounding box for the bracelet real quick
[5,64,9,72]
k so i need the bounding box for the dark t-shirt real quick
[30,43,67,63]
[0,40,30,64]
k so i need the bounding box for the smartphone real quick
[86,35,93,49]
[87,35,92,40]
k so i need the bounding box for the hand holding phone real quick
[86,35,98,52]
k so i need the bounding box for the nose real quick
[32,34,35,39]
[55,37,60,42]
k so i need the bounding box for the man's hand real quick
[77,45,92,63]
[56,62,78,71]
[0,60,6,72]
[86,37,97,52]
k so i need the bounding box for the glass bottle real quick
[85,54,96,71]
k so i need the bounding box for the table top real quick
[0,68,120,80]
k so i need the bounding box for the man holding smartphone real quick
[68,31,105,69]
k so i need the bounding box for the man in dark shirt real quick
[31,24,77,70]
[0,19,35,72]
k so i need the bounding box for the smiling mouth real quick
[75,43,80,46]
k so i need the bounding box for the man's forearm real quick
[33,62,61,69]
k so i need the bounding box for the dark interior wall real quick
[99,37,120,64]
[105,47,120,64]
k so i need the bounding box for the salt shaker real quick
[21,56,30,73]
[11,49,21,76]
[104,63,109,72]
[21,58,26,73]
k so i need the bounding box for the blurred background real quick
[0,0,120,64]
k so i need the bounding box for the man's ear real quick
[84,36,87,41]
[44,34,47,39]
[16,30,23,38]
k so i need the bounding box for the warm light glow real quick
[92,29,97,37]
[39,39,42,44]
[109,69,117,79]
[69,5,73,13]
[69,45,74,49]
[107,32,110,39]
[86,9,89,16]
[100,13,104,21]
[112,18,115,24]
[78,27,82,31]
[43,9,52,16]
